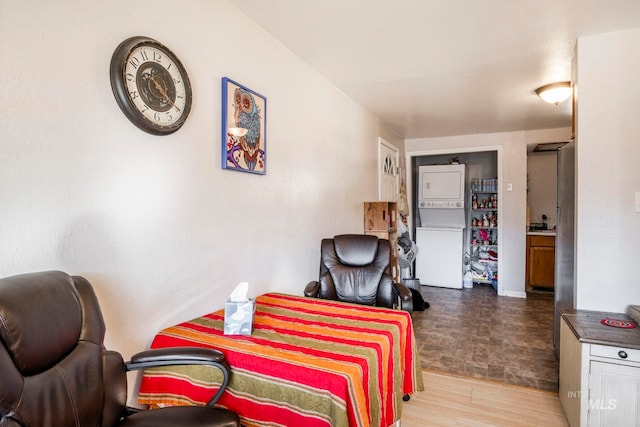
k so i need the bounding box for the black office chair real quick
[304,234,413,312]
[0,270,240,427]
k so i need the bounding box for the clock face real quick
[110,37,192,135]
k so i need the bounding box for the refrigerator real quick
[553,140,576,357]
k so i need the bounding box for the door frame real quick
[405,146,505,296]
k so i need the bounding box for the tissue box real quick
[224,298,255,335]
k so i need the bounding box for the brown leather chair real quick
[304,234,413,312]
[0,270,240,427]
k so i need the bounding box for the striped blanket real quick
[138,293,423,427]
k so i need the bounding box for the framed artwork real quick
[221,77,267,174]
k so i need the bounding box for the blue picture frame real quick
[221,77,267,174]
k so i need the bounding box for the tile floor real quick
[411,283,559,392]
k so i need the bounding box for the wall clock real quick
[110,36,192,135]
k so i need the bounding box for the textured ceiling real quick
[227,0,640,139]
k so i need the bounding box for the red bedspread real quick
[138,293,424,427]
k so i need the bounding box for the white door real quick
[379,138,399,201]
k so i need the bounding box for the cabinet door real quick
[588,361,640,427]
[528,246,555,288]
[559,319,583,427]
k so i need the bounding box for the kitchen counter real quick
[527,230,556,236]
[560,307,640,350]
[559,307,640,426]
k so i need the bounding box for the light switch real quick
[636,192,640,212]
[506,183,513,192]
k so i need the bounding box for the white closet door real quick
[379,138,398,202]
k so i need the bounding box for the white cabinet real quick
[559,317,640,427]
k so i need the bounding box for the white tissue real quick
[229,282,249,302]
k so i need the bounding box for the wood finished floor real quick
[411,284,559,392]
[401,370,569,426]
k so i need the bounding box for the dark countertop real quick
[561,308,640,350]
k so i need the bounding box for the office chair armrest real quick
[393,282,414,313]
[399,297,413,313]
[304,280,320,297]
[393,281,412,302]
[126,346,230,406]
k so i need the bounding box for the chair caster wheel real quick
[403,394,410,401]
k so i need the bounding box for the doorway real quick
[406,147,502,295]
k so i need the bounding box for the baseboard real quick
[500,289,527,298]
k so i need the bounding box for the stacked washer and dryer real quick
[415,164,466,289]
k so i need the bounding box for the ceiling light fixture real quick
[535,82,572,105]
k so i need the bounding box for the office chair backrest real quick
[0,271,117,426]
[318,234,395,307]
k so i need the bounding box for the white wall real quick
[0,1,382,358]
[406,127,570,297]
[527,151,558,228]
[574,28,640,312]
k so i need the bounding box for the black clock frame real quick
[110,36,192,136]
